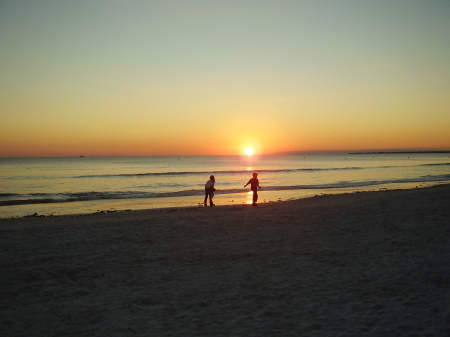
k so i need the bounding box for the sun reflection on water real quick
[246,191,254,204]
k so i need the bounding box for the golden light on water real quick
[246,191,254,204]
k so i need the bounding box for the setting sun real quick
[245,147,254,156]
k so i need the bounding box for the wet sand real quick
[1,185,449,336]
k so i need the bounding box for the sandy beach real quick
[1,185,449,336]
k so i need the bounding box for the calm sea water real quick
[1,153,449,217]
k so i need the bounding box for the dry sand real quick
[1,185,449,336]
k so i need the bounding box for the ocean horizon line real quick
[2,149,450,159]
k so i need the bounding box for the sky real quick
[1,0,449,157]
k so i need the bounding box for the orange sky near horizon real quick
[1,1,449,158]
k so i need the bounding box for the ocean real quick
[1,153,449,218]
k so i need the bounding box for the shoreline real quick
[1,184,449,336]
[1,181,447,220]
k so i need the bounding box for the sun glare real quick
[245,147,254,156]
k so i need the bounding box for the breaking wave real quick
[2,174,449,206]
